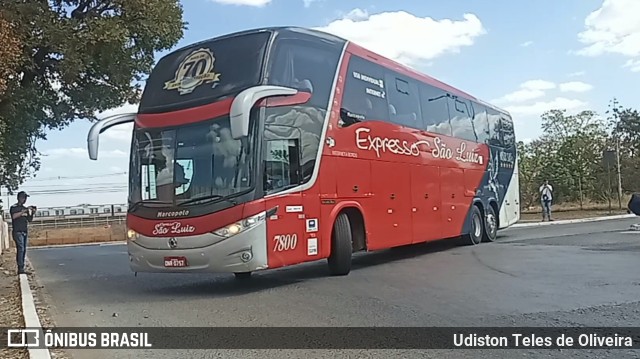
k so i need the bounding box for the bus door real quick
[263,128,308,266]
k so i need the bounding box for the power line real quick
[20,181,128,189]
[23,186,129,195]
[25,171,128,182]
[30,188,127,196]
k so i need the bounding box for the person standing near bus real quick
[10,191,36,275]
[539,180,553,222]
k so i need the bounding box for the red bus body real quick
[87,27,520,277]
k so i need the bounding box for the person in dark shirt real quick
[9,191,36,275]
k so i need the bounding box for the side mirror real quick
[87,113,136,160]
[230,85,298,139]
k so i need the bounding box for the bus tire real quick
[482,205,498,242]
[234,272,252,280]
[327,212,353,276]
[465,205,484,245]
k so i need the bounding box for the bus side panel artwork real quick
[410,164,442,243]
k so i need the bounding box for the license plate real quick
[164,256,188,267]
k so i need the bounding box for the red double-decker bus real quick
[87,27,520,278]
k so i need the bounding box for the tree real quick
[0,11,21,97]
[606,98,640,193]
[539,109,608,207]
[0,0,186,191]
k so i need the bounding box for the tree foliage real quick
[0,0,186,191]
[0,11,21,97]
[518,98,640,210]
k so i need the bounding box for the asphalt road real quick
[27,218,640,359]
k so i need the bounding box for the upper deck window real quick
[267,38,343,111]
[139,32,271,113]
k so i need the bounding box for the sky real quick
[8,0,640,208]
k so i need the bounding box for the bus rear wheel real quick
[465,205,484,245]
[327,212,353,276]
[482,205,498,242]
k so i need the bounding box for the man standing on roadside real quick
[9,191,36,275]
[539,180,553,222]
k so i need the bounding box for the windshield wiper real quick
[129,199,173,212]
[177,194,237,207]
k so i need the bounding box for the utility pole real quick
[607,160,612,215]
[616,138,623,209]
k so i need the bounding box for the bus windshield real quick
[128,116,254,207]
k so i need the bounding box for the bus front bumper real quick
[127,219,269,273]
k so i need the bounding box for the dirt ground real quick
[0,248,70,359]
[0,249,28,359]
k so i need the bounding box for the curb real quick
[511,214,635,228]
[30,241,125,250]
[19,268,52,359]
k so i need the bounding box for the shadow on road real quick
[134,236,472,298]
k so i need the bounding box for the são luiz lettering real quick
[453,332,633,348]
[44,330,152,348]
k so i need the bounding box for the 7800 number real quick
[273,234,298,252]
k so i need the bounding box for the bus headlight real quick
[213,211,266,238]
[127,229,139,241]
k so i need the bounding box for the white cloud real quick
[496,89,545,103]
[576,0,640,71]
[493,79,556,103]
[623,59,640,72]
[315,9,485,66]
[520,80,556,91]
[505,97,589,117]
[43,147,128,159]
[342,8,369,21]
[493,79,592,140]
[559,81,593,93]
[102,123,133,142]
[210,0,271,6]
[520,41,533,47]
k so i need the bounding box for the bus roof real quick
[163,26,511,117]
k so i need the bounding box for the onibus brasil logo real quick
[164,48,221,95]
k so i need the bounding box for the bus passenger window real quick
[471,102,490,143]
[500,114,515,148]
[419,84,452,136]
[268,40,342,110]
[486,108,503,146]
[448,97,477,142]
[385,75,422,129]
[340,56,389,123]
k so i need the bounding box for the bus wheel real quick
[234,272,252,280]
[482,205,498,242]
[465,206,483,245]
[327,212,353,276]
